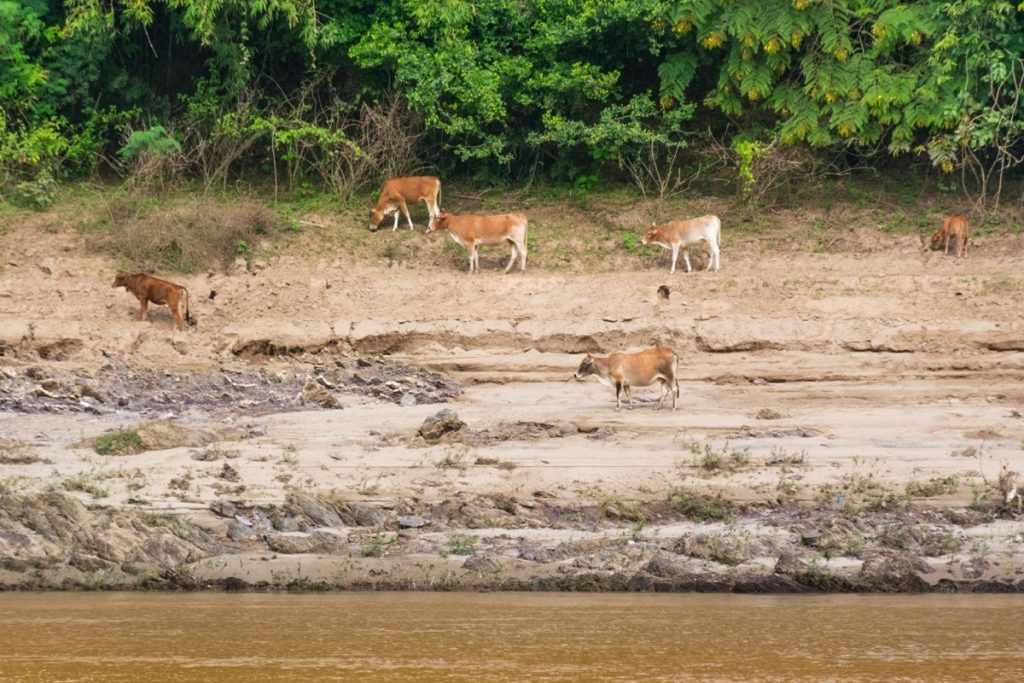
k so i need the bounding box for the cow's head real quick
[928,228,945,250]
[641,224,661,245]
[369,208,385,231]
[573,354,597,380]
[112,270,130,289]
[427,211,450,233]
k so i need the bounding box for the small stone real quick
[227,521,255,541]
[417,409,465,443]
[398,514,429,529]
[399,393,417,407]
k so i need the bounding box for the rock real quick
[339,503,388,527]
[266,530,346,554]
[417,409,465,443]
[79,385,107,403]
[227,521,255,541]
[398,514,429,529]
[209,501,238,518]
[774,551,813,576]
[645,552,690,579]
[300,378,341,409]
[462,555,501,573]
[399,393,417,407]
[288,492,342,527]
[860,551,932,592]
[219,463,240,482]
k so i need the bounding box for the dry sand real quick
[1,214,1023,591]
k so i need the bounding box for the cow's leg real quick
[669,244,679,275]
[683,248,693,273]
[614,382,623,411]
[138,297,148,322]
[467,243,477,273]
[391,210,400,231]
[655,378,671,405]
[624,384,633,409]
[398,200,414,230]
[504,243,518,274]
[706,240,720,271]
[519,239,528,272]
[959,233,966,258]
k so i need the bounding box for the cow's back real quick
[613,347,677,384]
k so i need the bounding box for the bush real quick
[87,196,279,273]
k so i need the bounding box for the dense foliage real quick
[2,0,1022,206]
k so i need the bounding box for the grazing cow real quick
[929,215,968,258]
[642,215,721,274]
[112,271,194,330]
[573,346,679,411]
[369,176,442,231]
[428,210,528,274]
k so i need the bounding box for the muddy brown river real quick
[0,593,1021,681]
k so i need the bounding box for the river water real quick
[0,593,1020,681]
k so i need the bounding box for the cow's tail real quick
[181,287,196,327]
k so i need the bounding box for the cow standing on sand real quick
[929,215,968,258]
[369,176,442,231]
[428,210,529,274]
[573,346,680,411]
[112,271,194,330]
[642,215,721,274]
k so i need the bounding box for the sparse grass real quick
[190,446,241,461]
[60,473,108,499]
[447,533,478,556]
[666,488,733,522]
[278,444,299,467]
[600,497,646,522]
[683,440,752,473]
[765,446,807,466]
[821,470,908,513]
[361,531,398,558]
[93,430,145,456]
[905,476,959,498]
[435,445,470,472]
[0,440,44,464]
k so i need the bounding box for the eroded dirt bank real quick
[1,222,1023,592]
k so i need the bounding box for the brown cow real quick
[369,176,442,231]
[642,215,721,274]
[112,271,194,330]
[930,215,968,258]
[573,346,679,411]
[428,210,528,274]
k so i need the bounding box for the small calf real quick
[573,346,679,411]
[428,210,528,274]
[930,215,968,258]
[642,215,721,274]
[369,176,442,231]
[112,271,194,330]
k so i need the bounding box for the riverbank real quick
[1,192,1023,592]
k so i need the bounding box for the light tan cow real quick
[642,215,721,274]
[929,215,968,258]
[369,176,442,231]
[112,271,194,330]
[573,346,679,411]
[428,210,528,274]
